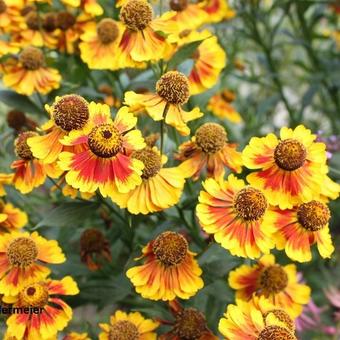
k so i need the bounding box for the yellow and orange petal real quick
[0,201,28,232]
[207,90,243,123]
[228,254,311,318]
[0,173,13,196]
[200,0,236,24]
[126,231,204,301]
[5,276,79,340]
[58,104,145,196]
[242,125,328,209]
[112,147,186,214]
[63,332,91,340]
[270,200,334,262]
[197,174,276,259]
[0,231,65,296]
[62,0,103,16]
[99,310,158,340]
[0,40,20,57]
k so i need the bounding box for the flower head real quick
[0,200,28,232]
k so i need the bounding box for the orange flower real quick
[5,276,79,339]
[0,201,27,232]
[2,47,61,96]
[175,123,242,180]
[228,254,311,318]
[126,231,204,301]
[0,231,65,295]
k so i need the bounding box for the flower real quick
[63,332,91,340]
[242,125,328,209]
[11,132,62,194]
[196,174,276,259]
[228,254,311,317]
[176,123,242,180]
[61,0,103,16]
[0,200,28,232]
[0,174,13,196]
[112,147,185,214]
[58,104,145,196]
[0,231,65,296]
[207,89,243,123]
[0,39,19,58]
[219,298,297,340]
[0,0,23,33]
[99,310,159,340]
[200,0,236,24]
[6,109,37,132]
[118,0,177,62]
[80,228,111,271]
[126,231,203,300]
[159,300,218,340]
[270,200,334,262]
[27,94,90,165]
[124,71,203,136]
[98,85,121,108]
[2,47,61,95]
[5,276,79,339]
[79,18,124,70]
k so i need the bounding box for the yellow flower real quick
[242,125,328,209]
[0,39,20,58]
[200,0,236,24]
[0,200,28,232]
[2,47,61,96]
[0,174,13,196]
[61,0,103,16]
[124,71,203,136]
[228,254,311,318]
[127,231,204,301]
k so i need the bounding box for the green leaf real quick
[33,201,99,229]
[168,39,205,70]
[0,90,42,115]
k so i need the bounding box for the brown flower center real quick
[52,94,89,131]
[144,133,160,147]
[0,0,7,14]
[132,147,162,179]
[174,308,207,339]
[264,310,295,333]
[195,122,226,153]
[274,138,307,171]
[15,131,38,160]
[221,89,236,102]
[20,282,49,308]
[56,11,76,30]
[258,325,296,340]
[21,5,35,16]
[170,0,188,11]
[43,12,57,32]
[152,231,188,266]
[25,11,40,30]
[297,200,330,231]
[80,229,106,253]
[234,187,267,221]
[97,18,119,44]
[7,110,27,130]
[108,320,139,340]
[120,0,153,31]
[156,71,190,105]
[88,124,123,158]
[259,265,288,296]
[7,237,38,267]
[19,46,45,70]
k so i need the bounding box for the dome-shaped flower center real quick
[132,148,162,179]
[7,110,27,130]
[259,265,288,296]
[156,71,190,105]
[7,237,38,267]
[234,187,268,221]
[258,325,296,340]
[195,122,226,153]
[43,12,57,32]
[0,0,7,14]
[264,310,295,333]
[108,320,139,340]
[52,94,89,131]
[19,46,45,70]
[297,200,330,232]
[20,282,49,308]
[274,138,307,171]
[80,229,106,253]
[88,124,123,158]
[120,0,153,31]
[170,0,188,11]
[97,18,119,44]
[56,11,76,30]
[15,131,38,160]
[25,11,39,30]
[152,231,188,266]
[174,308,207,339]
[221,89,236,102]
